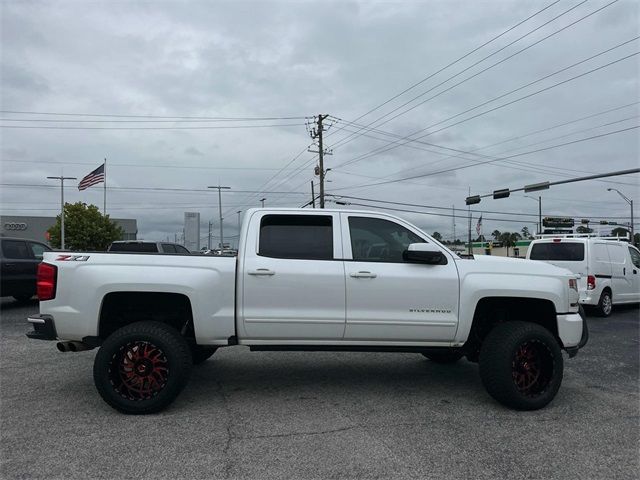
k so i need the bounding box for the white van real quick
[527,236,640,317]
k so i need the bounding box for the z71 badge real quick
[56,255,90,261]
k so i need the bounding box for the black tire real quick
[93,321,192,414]
[13,294,34,302]
[191,345,218,365]
[422,351,464,364]
[479,321,563,411]
[595,290,613,317]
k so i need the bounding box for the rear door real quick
[529,240,588,291]
[341,214,459,342]
[239,212,346,340]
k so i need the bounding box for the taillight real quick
[37,263,57,301]
[587,275,596,291]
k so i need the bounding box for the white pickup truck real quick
[27,208,587,414]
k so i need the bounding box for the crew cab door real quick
[627,246,640,303]
[341,214,459,342]
[238,212,346,340]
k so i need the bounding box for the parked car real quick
[0,237,51,301]
[527,235,640,316]
[28,208,586,414]
[108,241,191,254]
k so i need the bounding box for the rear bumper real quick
[558,310,588,357]
[26,314,57,341]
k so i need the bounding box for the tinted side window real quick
[30,242,50,259]
[349,217,425,263]
[162,244,177,253]
[2,240,31,259]
[109,243,158,252]
[259,215,333,260]
[529,242,584,261]
[175,245,190,254]
[629,247,640,268]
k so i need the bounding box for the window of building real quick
[348,217,426,263]
[259,215,333,260]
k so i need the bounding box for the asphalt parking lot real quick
[0,299,638,480]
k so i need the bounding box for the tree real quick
[576,225,593,234]
[491,230,501,241]
[432,231,443,242]
[611,227,630,238]
[499,231,522,257]
[521,226,531,239]
[47,202,124,251]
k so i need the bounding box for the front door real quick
[626,246,640,303]
[240,212,346,340]
[341,214,459,342]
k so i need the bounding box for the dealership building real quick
[0,215,138,245]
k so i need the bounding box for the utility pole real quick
[208,185,231,249]
[452,205,456,243]
[237,211,242,248]
[47,175,77,250]
[467,188,472,256]
[260,198,266,208]
[208,221,212,249]
[311,181,316,208]
[308,114,332,208]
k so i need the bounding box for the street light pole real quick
[208,186,231,249]
[237,210,242,248]
[608,188,634,241]
[47,175,77,250]
[260,198,266,208]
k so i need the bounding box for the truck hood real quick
[455,254,576,278]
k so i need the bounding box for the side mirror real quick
[402,243,448,265]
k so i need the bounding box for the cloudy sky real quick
[1,0,638,246]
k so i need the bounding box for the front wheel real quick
[93,321,193,414]
[479,321,563,411]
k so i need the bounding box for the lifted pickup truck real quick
[27,208,587,414]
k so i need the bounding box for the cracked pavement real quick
[1,299,638,479]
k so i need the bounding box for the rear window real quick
[259,214,333,260]
[109,242,158,252]
[530,242,585,261]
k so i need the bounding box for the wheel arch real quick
[98,291,195,341]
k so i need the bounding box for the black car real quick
[0,237,52,301]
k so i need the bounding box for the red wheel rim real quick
[108,341,169,401]
[512,340,553,397]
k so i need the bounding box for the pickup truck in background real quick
[27,208,587,414]
[1,237,51,302]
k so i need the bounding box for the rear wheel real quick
[93,321,192,414]
[595,290,613,317]
[479,321,563,410]
[422,351,464,364]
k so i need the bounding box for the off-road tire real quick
[93,321,192,414]
[479,321,563,411]
[422,351,464,364]
[595,290,613,317]
[191,345,218,365]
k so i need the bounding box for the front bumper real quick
[557,309,588,357]
[26,314,57,341]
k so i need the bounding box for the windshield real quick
[530,242,585,261]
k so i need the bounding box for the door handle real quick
[248,268,275,276]
[634,269,637,274]
[4,263,16,267]
[350,271,377,278]
[623,267,626,275]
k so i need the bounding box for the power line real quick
[324,0,562,141]
[334,51,639,170]
[330,0,616,151]
[0,110,307,120]
[0,123,303,130]
[329,125,640,191]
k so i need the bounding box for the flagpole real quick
[103,158,107,215]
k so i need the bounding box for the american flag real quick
[476,214,483,236]
[78,163,105,191]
